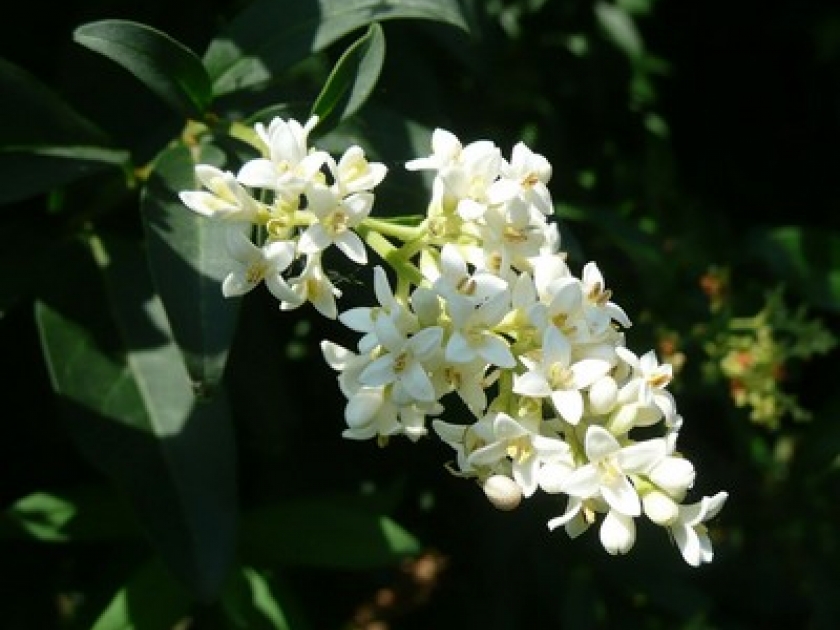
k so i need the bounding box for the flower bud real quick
[642,490,679,525]
[589,375,618,415]
[482,474,523,511]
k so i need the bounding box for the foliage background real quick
[1,0,839,629]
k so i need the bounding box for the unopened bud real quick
[482,475,522,511]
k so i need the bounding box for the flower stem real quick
[358,227,424,287]
[361,216,426,243]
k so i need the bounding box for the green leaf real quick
[0,146,130,205]
[748,226,840,312]
[241,494,421,569]
[0,486,140,542]
[90,557,192,630]
[221,566,299,630]
[0,56,109,147]
[35,235,238,601]
[141,142,244,397]
[311,23,386,129]
[73,20,213,118]
[204,0,469,96]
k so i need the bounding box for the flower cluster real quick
[180,115,386,319]
[180,119,727,567]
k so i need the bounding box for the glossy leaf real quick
[90,557,192,630]
[0,146,130,205]
[241,495,421,569]
[0,486,140,542]
[35,234,238,600]
[73,20,213,118]
[141,141,245,396]
[0,56,109,147]
[203,0,469,96]
[311,23,386,129]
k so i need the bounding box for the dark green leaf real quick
[311,23,386,129]
[0,486,140,542]
[90,557,192,630]
[0,146,130,205]
[73,20,213,118]
[748,226,840,312]
[241,494,421,569]
[141,142,244,397]
[203,0,469,96]
[35,234,238,600]
[0,56,109,147]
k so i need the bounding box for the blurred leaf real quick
[312,23,385,129]
[0,56,109,146]
[749,226,840,312]
[204,0,469,96]
[90,557,192,630]
[595,1,644,60]
[0,146,130,205]
[0,486,139,542]
[35,234,237,600]
[221,566,297,630]
[73,20,213,118]
[555,202,663,268]
[141,141,244,397]
[241,495,421,569]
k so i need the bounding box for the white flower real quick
[513,326,612,425]
[237,115,328,195]
[438,140,502,220]
[477,200,548,276]
[342,385,402,440]
[284,254,341,318]
[339,266,417,353]
[430,244,508,306]
[669,491,728,566]
[561,425,666,516]
[359,316,443,403]
[581,261,632,333]
[466,412,571,497]
[220,228,298,302]
[328,145,387,195]
[487,141,553,215]
[298,183,371,263]
[527,276,588,341]
[433,357,491,417]
[445,291,516,369]
[179,165,262,222]
[616,347,677,425]
[405,128,464,171]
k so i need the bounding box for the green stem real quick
[359,228,424,287]
[361,216,426,243]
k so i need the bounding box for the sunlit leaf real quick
[90,557,192,630]
[35,235,237,600]
[0,486,139,542]
[204,0,469,95]
[141,141,245,397]
[222,566,298,630]
[241,494,421,569]
[74,20,213,118]
[312,23,386,129]
[0,146,130,205]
